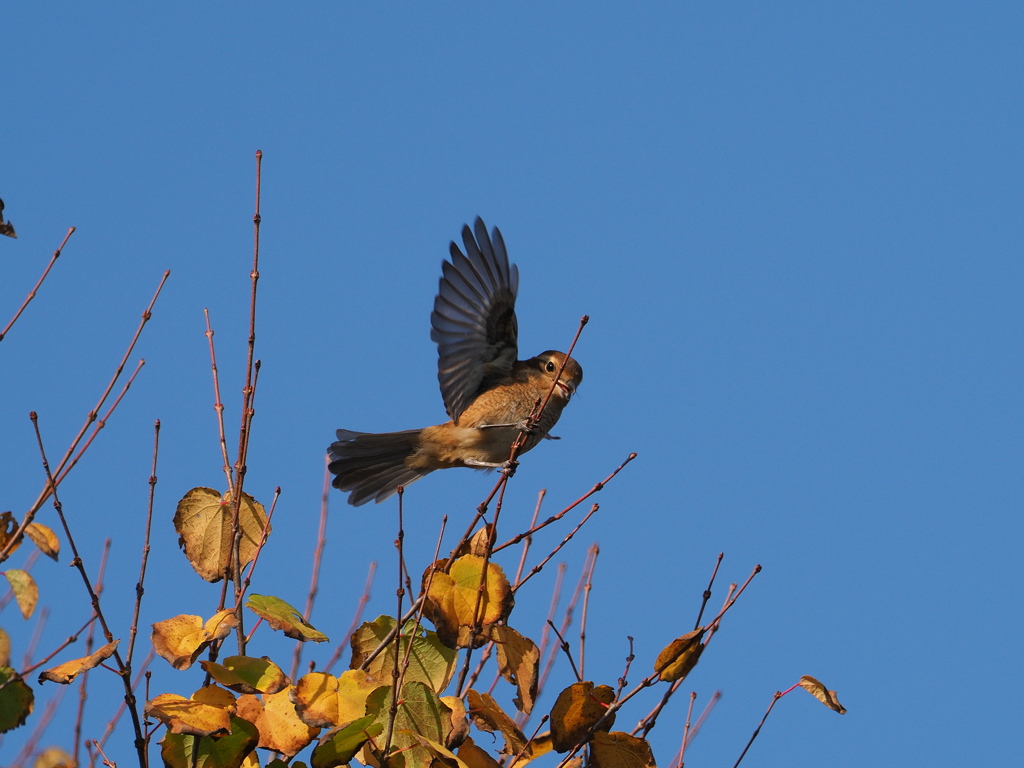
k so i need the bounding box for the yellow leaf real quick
[152,611,239,670]
[146,693,232,736]
[653,628,706,683]
[423,556,513,649]
[798,675,847,714]
[191,685,237,710]
[590,731,656,768]
[38,640,119,684]
[33,747,73,768]
[4,569,38,619]
[0,627,10,667]
[253,687,320,756]
[490,625,539,714]
[549,682,615,752]
[173,487,269,583]
[458,737,503,768]
[465,689,528,756]
[24,523,59,561]
[292,669,376,729]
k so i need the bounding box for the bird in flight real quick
[328,217,583,506]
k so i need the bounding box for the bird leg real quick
[463,458,520,476]
[477,420,534,434]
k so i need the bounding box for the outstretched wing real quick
[430,217,519,423]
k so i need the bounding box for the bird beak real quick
[556,381,576,399]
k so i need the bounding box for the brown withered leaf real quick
[465,689,528,757]
[653,628,706,682]
[458,737,503,768]
[24,523,59,561]
[441,694,469,749]
[173,487,269,583]
[152,610,239,670]
[798,675,847,714]
[201,655,289,694]
[0,512,21,560]
[350,615,456,692]
[549,682,616,752]
[4,569,37,619]
[245,594,328,642]
[512,732,554,768]
[146,693,232,736]
[423,555,513,649]
[38,640,119,685]
[489,624,539,714]
[590,731,656,768]
[0,666,34,733]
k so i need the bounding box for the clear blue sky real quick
[2,3,1021,766]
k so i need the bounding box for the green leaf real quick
[245,595,328,643]
[160,716,259,768]
[363,682,449,768]
[350,615,457,693]
[0,666,34,733]
[201,655,289,694]
[311,715,383,768]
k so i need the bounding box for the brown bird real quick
[328,217,583,506]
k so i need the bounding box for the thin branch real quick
[615,636,635,700]
[19,606,49,671]
[547,620,581,682]
[72,539,111,766]
[291,458,331,681]
[0,226,75,343]
[672,692,698,768]
[732,686,796,768]
[494,455,636,554]
[685,690,720,750]
[383,488,407,760]
[578,543,598,679]
[91,649,155,763]
[323,561,377,674]
[30,413,148,768]
[127,420,160,669]
[21,614,97,677]
[513,489,545,584]
[694,553,724,630]
[203,309,234,494]
[513,504,600,593]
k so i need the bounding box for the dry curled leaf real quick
[798,675,847,714]
[24,523,59,561]
[0,512,21,560]
[490,624,539,715]
[38,640,119,685]
[173,487,269,583]
[145,692,232,736]
[465,689,528,757]
[549,682,616,752]
[0,627,10,667]
[152,610,238,670]
[653,627,706,682]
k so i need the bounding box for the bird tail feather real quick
[328,429,428,506]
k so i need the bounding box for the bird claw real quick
[500,460,519,477]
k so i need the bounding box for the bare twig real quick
[578,544,598,679]
[127,421,160,668]
[21,614,97,677]
[672,691,698,768]
[30,413,147,767]
[547,620,582,683]
[19,606,49,671]
[291,459,331,681]
[323,561,377,674]
[616,636,635,700]
[383,488,408,759]
[513,503,600,593]
[733,686,796,768]
[203,310,234,493]
[90,650,155,767]
[694,553,724,630]
[685,690,720,750]
[0,227,75,343]
[73,539,111,765]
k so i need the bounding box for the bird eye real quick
[545,360,556,373]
